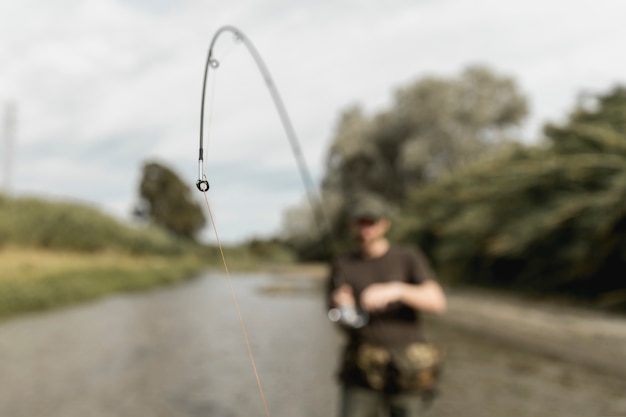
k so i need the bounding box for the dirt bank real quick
[437,287,626,379]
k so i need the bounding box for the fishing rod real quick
[196,25,330,243]
[196,27,373,333]
[195,25,337,417]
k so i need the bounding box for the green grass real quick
[0,195,302,319]
[0,247,207,319]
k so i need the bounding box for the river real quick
[0,271,624,417]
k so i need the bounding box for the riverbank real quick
[266,262,626,379]
[0,247,206,320]
[434,287,626,379]
[0,246,286,320]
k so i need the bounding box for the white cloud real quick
[2,0,626,242]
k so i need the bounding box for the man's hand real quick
[360,282,404,311]
[332,284,356,308]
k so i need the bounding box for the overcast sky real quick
[1,0,625,243]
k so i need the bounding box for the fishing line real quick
[204,35,240,154]
[201,191,271,417]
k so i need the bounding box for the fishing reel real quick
[328,305,369,329]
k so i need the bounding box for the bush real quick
[0,195,192,255]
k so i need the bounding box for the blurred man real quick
[327,195,447,417]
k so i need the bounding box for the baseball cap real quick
[348,194,390,221]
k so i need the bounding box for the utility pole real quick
[3,101,16,195]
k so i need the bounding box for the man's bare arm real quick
[360,280,447,314]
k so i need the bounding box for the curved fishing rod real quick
[195,26,337,417]
[197,25,331,244]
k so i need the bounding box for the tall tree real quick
[322,65,528,203]
[135,161,206,241]
[283,65,528,259]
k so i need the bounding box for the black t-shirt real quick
[327,245,437,349]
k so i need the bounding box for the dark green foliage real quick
[399,86,626,304]
[136,161,206,241]
[244,237,294,262]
